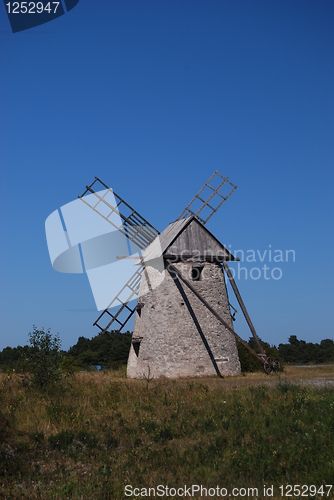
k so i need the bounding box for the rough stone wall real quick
[127,261,241,379]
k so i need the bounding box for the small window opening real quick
[229,302,237,321]
[136,302,144,317]
[132,337,142,357]
[191,265,204,281]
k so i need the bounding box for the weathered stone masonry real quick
[127,260,241,378]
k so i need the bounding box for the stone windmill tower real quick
[127,216,241,378]
[72,172,280,377]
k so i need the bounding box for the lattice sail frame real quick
[79,177,159,335]
[93,264,144,334]
[79,177,159,251]
[176,171,237,225]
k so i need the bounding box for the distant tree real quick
[0,345,32,372]
[288,335,299,346]
[278,336,334,364]
[27,326,62,388]
[66,331,132,369]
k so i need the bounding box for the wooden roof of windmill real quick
[141,216,237,263]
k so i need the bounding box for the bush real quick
[237,341,263,372]
[60,355,78,376]
[27,326,62,389]
[237,337,282,373]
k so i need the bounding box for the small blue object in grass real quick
[90,365,102,371]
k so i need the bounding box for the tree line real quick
[0,331,333,373]
[0,330,132,373]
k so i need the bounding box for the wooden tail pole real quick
[222,261,266,356]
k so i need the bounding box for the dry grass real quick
[0,368,333,499]
[172,363,334,391]
[283,364,334,379]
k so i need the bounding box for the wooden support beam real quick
[222,261,266,355]
[165,260,264,364]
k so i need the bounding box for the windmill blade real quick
[176,170,237,225]
[79,177,159,250]
[94,265,143,335]
[79,177,161,335]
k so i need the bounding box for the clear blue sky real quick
[1,0,333,351]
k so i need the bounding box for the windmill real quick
[76,171,280,377]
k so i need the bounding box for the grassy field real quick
[0,366,333,499]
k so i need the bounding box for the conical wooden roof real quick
[141,216,237,262]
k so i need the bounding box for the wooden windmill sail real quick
[78,171,280,377]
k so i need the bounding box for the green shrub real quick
[237,341,262,372]
[60,355,78,376]
[27,326,62,389]
[237,338,282,372]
